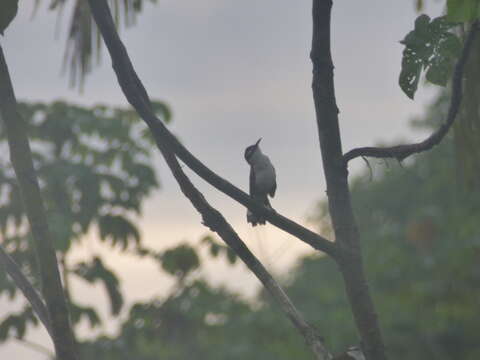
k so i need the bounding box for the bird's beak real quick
[255,138,262,147]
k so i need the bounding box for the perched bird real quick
[244,138,276,226]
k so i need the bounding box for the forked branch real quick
[161,146,331,360]
[86,0,338,258]
[87,1,334,357]
[343,21,479,163]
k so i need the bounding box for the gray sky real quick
[0,1,444,358]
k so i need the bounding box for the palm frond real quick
[38,0,157,90]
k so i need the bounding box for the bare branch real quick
[0,243,53,337]
[343,21,479,164]
[86,0,338,258]
[0,45,78,360]
[161,146,332,360]
[13,336,55,358]
[86,1,335,357]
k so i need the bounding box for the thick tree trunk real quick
[0,46,78,360]
[310,1,387,359]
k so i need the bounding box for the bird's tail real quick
[247,195,270,226]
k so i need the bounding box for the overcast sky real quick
[0,1,444,358]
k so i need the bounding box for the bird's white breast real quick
[253,155,276,192]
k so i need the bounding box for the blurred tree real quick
[401,3,480,190]
[1,1,479,359]
[0,99,169,342]
[307,92,480,359]
[75,91,480,360]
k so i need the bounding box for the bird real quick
[244,138,276,226]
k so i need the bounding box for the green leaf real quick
[48,211,75,252]
[151,100,172,123]
[399,15,461,99]
[70,303,101,328]
[416,0,424,12]
[415,14,431,34]
[447,0,480,22]
[226,248,237,265]
[200,234,237,264]
[160,244,200,278]
[0,0,18,35]
[74,257,123,316]
[98,215,141,249]
[0,306,35,341]
[399,47,423,100]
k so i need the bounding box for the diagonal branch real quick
[0,243,53,338]
[160,145,331,360]
[87,1,334,357]
[343,21,479,164]
[86,0,338,258]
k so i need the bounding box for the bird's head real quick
[244,138,262,164]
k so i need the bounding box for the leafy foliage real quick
[415,0,424,12]
[0,306,37,341]
[201,235,237,265]
[35,0,158,89]
[79,280,255,360]
[70,302,101,329]
[404,5,480,190]
[399,15,461,99]
[160,243,200,280]
[0,99,165,340]
[98,215,140,250]
[346,142,480,359]
[73,257,123,315]
[447,0,480,21]
[453,34,480,190]
[77,92,480,359]
[305,93,480,358]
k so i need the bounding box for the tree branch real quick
[0,243,53,337]
[311,1,387,359]
[86,1,334,357]
[13,336,55,358]
[0,45,78,360]
[343,21,479,164]
[161,146,331,360]
[86,0,338,259]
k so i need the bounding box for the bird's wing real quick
[269,164,276,197]
[249,166,256,197]
[269,179,276,198]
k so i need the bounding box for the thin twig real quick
[343,21,479,163]
[0,244,53,337]
[13,336,54,358]
[361,156,373,181]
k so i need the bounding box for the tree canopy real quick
[66,91,480,360]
